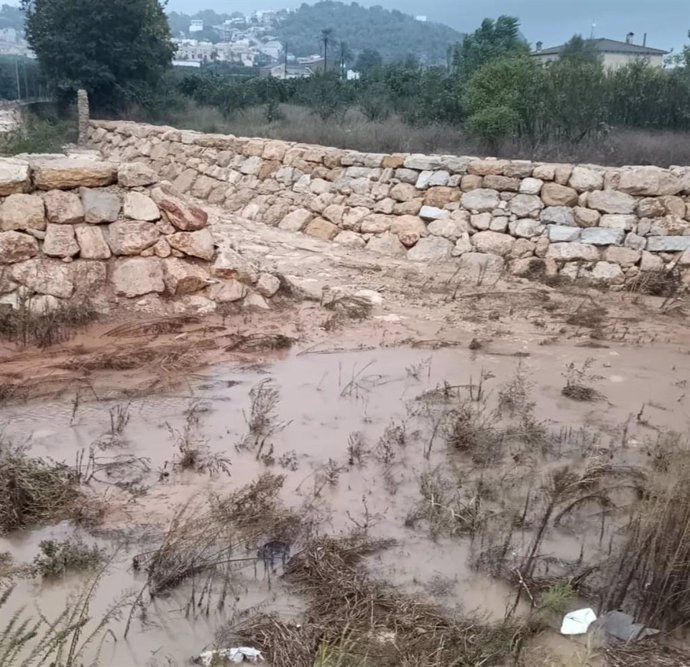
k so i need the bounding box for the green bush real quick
[0,113,75,156]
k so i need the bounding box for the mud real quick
[1,332,689,665]
[1,214,690,665]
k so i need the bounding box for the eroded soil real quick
[1,213,690,666]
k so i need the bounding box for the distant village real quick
[170,9,359,79]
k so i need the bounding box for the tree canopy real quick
[453,16,528,79]
[22,0,175,111]
[274,1,462,64]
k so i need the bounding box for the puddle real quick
[1,341,689,664]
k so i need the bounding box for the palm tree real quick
[321,28,334,72]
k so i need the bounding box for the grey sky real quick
[167,0,690,54]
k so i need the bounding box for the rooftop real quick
[534,38,668,57]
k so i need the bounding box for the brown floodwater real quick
[1,340,689,665]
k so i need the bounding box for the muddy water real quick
[1,341,689,665]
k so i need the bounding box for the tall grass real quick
[154,101,690,167]
[0,112,76,156]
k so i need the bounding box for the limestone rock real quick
[212,246,258,284]
[618,166,682,196]
[640,251,664,271]
[0,231,39,264]
[519,178,543,195]
[1,194,46,231]
[461,175,483,192]
[123,192,160,222]
[366,232,407,257]
[646,236,690,252]
[456,252,505,281]
[546,243,600,262]
[390,183,418,202]
[580,228,625,246]
[322,204,345,225]
[603,246,641,267]
[573,207,600,228]
[591,261,625,284]
[80,188,121,223]
[569,167,604,192]
[512,219,544,238]
[424,186,460,208]
[334,231,366,248]
[244,293,270,310]
[391,215,427,242]
[470,213,491,231]
[541,183,578,207]
[468,159,508,176]
[11,259,73,298]
[108,221,160,255]
[209,280,248,303]
[33,159,117,190]
[163,258,211,295]
[625,232,647,251]
[427,218,468,240]
[407,236,453,261]
[483,175,519,192]
[153,238,171,258]
[549,226,581,242]
[599,214,636,230]
[43,224,79,258]
[0,159,29,195]
[460,188,499,213]
[112,258,164,297]
[150,187,208,231]
[419,206,449,221]
[43,190,84,224]
[404,155,443,171]
[509,194,543,218]
[541,207,575,226]
[75,225,111,259]
[360,214,392,234]
[511,258,546,277]
[637,197,665,218]
[256,273,281,298]
[472,230,515,257]
[118,162,157,187]
[588,190,636,215]
[304,217,339,240]
[452,233,473,256]
[167,228,215,260]
[279,208,313,232]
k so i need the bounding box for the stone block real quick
[646,236,690,252]
[588,190,637,214]
[460,188,499,213]
[11,259,73,298]
[407,236,454,261]
[472,230,515,256]
[124,192,160,221]
[163,258,211,295]
[112,258,164,297]
[541,206,575,226]
[0,231,38,264]
[419,206,449,221]
[43,190,84,224]
[0,159,29,195]
[167,228,215,260]
[580,228,625,245]
[43,224,79,258]
[541,182,578,207]
[118,162,157,187]
[549,226,581,242]
[33,159,117,190]
[75,225,111,259]
[81,188,121,224]
[366,232,407,257]
[1,194,46,231]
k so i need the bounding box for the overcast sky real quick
[167,0,690,54]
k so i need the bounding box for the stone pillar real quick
[77,89,89,146]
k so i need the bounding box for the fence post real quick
[77,88,90,145]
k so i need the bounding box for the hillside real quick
[275,2,463,64]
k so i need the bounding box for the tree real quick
[453,16,529,79]
[355,49,383,74]
[22,0,175,112]
[560,35,600,65]
[321,28,334,71]
[465,55,541,152]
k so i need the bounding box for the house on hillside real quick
[260,63,313,79]
[532,36,668,70]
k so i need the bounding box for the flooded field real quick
[2,330,690,666]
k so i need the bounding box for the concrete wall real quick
[89,120,690,290]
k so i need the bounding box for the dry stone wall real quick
[0,155,281,316]
[90,120,690,289]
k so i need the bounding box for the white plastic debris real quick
[196,647,265,665]
[560,608,597,635]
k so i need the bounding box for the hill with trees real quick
[274,2,462,63]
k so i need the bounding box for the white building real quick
[189,20,204,34]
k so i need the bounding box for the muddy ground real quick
[1,212,690,666]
